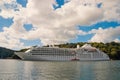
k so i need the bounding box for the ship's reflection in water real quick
[0,59,120,80]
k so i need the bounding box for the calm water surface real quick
[0,59,120,80]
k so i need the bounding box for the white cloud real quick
[0,0,22,18]
[101,0,120,22]
[89,26,120,43]
[0,27,25,49]
[78,30,87,35]
[23,0,103,45]
[0,0,120,49]
[114,38,120,43]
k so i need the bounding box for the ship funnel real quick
[77,45,80,49]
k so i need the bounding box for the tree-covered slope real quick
[0,47,15,59]
[56,42,120,60]
[0,42,120,60]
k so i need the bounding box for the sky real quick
[0,0,120,50]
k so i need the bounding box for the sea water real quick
[0,59,120,80]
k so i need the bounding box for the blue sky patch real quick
[70,34,94,43]
[17,0,28,7]
[20,39,42,47]
[0,16,13,31]
[79,21,120,32]
[23,24,33,31]
[53,0,65,9]
[4,3,17,9]
[3,3,19,11]
[97,3,102,8]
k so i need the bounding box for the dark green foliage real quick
[0,47,21,59]
[58,42,120,60]
[0,42,120,60]
[0,47,14,59]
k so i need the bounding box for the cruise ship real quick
[15,44,110,61]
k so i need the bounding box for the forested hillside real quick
[0,42,120,60]
[0,47,14,59]
[56,42,120,60]
[0,47,21,59]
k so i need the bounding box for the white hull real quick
[15,44,110,61]
[15,52,109,61]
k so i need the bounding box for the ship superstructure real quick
[15,44,110,61]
